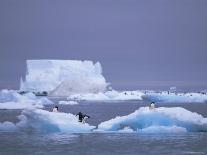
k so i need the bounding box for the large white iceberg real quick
[97,107,207,133]
[20,60,108,96]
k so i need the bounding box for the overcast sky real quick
[0,0,207,90]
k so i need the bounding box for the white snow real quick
[143,92,207,103]
[0,89,53,109]
[20,60,108,96]
[0,102,43,109]
[68,90,144,101]
[97,107,207,133]
[0,109,95,133]
[1,107,207,133]
[117,127,135,133]
[66,88,207,103]
[18,109,95,133]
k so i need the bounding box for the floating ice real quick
[1,107,207,133]
[20,60,108,96]
[138,125,187,133]
[0,121,17,131]
[0,109,95,133]
[0,89,53,109]
[97,107,207,133]
[143,92,207,103]
[0,102,43,109]
[68,90,144,101]
[58,100,79,105]
[18,109,95,133]
[0,89,24,103]
[117,127,135,133]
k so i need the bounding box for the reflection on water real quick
[0,132,207,155]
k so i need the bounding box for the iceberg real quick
[4,109,95,133]
[20,109,95,133]
[0,89,53,109]
[20,60,108,96]
[1,107,207,133]
[97,107,207,133]
[0,102,43,109]
[137,125,187,133]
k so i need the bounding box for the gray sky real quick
[0,0,207,90]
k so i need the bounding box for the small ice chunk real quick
[59,101,79,105]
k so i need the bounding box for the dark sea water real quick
[0,100,207,155]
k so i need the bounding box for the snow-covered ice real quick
[18,59,207,103]
[20,60,108,96]
[0,109,95,133]
[20,109,96,133]
[59,100,79,105]
[1,107,207,133]
[0,102,43,110]
[0,89,53,109]
[143,92,207,103]
[65,89,207,103]
[0,121,18,131]
[97,107,207,133]
[68,90,144,101]
[138,125,187,133]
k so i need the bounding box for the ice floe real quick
[19,109,95,133]
[0,89,53,109]
[97,107,207,133]
[58,100,79,105]
[1,107,207,133]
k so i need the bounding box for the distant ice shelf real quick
[65,90,207,103]
[67,90,144,101]
[18,59,207,103]
[142,91,207,103]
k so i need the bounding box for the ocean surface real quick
[0,99,207,155]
